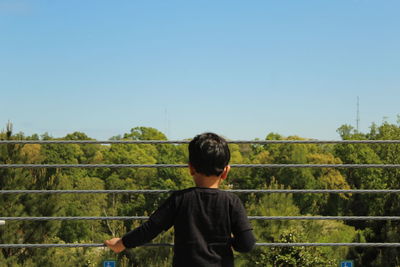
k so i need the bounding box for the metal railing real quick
[1,138,400,248]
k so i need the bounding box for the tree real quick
[237,180,356,267]
[335,122,400,266]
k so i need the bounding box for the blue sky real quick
[1,0,399,140]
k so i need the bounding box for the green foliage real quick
[237,181,356,267]
[1,122,399,266]
[253,231,333,266]
[334,121,400,266]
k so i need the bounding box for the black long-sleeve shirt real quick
[122,187,256,267]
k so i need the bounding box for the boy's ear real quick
[188,163,196,176]
[220,165,231,180]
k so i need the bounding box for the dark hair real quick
[189,132,230,176]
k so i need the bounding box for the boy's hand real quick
[104,237,126,253]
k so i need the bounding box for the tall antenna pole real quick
[164,108,168,138]
[356,96,360,132]
[164,108,170,138]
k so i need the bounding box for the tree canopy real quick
[1,121,400,266]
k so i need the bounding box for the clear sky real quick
[1,0,399,140]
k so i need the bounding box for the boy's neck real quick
[193,174,222,189]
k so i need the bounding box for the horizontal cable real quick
[1,140,400,144]
[0,190,172,194]
[249,216,400,221]
[1,164,400,169]
[0,216,148,221]
[2,216,400,221]
[257,243,400,247]
[0,243,171,248]
[1,189,400,194]
[1,243,400,248]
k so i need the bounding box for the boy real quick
[105,132,255,266]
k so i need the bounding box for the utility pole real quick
[164,108,171,138]
[356,96,360,133]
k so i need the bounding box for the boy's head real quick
[189,132,230,177]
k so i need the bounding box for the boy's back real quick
[148,187,252,266]
[105,133,255,266]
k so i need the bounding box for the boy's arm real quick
[121,219,164,248]
[105,193,176,251]
[231,197,256,252]
[104,220,164,252]
[104,238,126,253]
[231,230,256,252]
